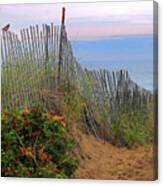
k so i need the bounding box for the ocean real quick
[71,35,153,91]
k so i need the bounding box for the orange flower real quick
[38,150,48,161]
[20,147,26,154]
[24,120,32,127]
[3,112,9,116]
[45,113,53,120]
[61,121,66,127]
[45,113,66,127]
[20,147,35,158]
[12,116,17,124]
[2,112,9,120]
[22,108,30,116]
[52,167,60,173]
[5,167,12,176]
[6,167,12,173]
[52,115,65,124]
[60,116,65,122]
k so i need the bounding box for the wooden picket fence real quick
[1,22,152,139]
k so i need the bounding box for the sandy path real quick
[74,132,155,180]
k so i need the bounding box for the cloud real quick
[0,1,153,40]
[67,24,153,40]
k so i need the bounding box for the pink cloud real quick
[0,1,153,40]
[67,24,153,40]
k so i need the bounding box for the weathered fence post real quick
[45,24,49,62]
[57,7,66,84]
[61,7,65,25]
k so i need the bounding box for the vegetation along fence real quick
[1,19,153,141]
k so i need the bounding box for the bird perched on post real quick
[2,24,10,32]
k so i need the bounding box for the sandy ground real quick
[74,132,155,180]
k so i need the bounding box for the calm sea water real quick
[71,35,153,91]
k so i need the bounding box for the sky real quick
[0,1,154,90]
[0,1,153,40]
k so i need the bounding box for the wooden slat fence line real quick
[1,23,152,140]
[77,68,152,139]
[1,24,61,111]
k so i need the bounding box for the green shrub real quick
[1,106,79,178]
[110,108,153,147]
